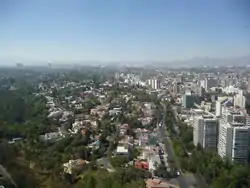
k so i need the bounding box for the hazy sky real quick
[0,0,250,63]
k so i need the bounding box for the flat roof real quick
[116,146,128,153]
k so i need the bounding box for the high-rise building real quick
[200,80,205,89]
[172,84,180,94]
[218,107,249,163]
[193,115,219,149]
[182,91,196,109]
[233,90,246,108]
[203,77,218,91]
[148,78,160,90]
[216,101,222,117]
[192,84,203,97]
[154,78,160,90]
[218,122,250,163]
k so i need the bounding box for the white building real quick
[116,145,130,156]
[223,86,242,94]
[218,122,250,163]
[215,101,222,117]
[218,107,250,163]
[193,115,219,149]
[148,78,160,90]
[148,149,161,171]
[200,80,205,89]
[193,85,203,97]
[234,90,246,108]
[172,84,179,94]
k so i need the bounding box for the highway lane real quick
[159,103,189,188]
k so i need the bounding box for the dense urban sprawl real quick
[0,66,250,188]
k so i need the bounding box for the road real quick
[159,103,189,188]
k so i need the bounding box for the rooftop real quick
[116,146,129,153]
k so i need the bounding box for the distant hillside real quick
[162,55,250,68]
[1,55,250,68]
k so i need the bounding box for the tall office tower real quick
[216,101,222,117]
[154,78,161,90]
[218,107,249,163]
[182,90,196,109]
[172,84,179,94]
[200,80,205,88]
[204,77,218,91]
[234,90,246,108]
[148,79,152,87]
[192,85,203,97]
[151,79,156,89]
[247,79,250,92]
[193,115,219,149]
[218,123,250,163]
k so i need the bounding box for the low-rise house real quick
[82,120,98,129]
[109,107,122,116]
[39,132,63,141]
[88,140,100,150]
[63,159,89,174]
[139,117,153,126]
[118,124,129,136]
[116,145,130,157]
[134,160,149,170]
[75,103,83,110]
[115,136,134,158]
[70,121,84,133]
[48,110,63,118]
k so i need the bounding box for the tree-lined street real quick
[159,102,189,188]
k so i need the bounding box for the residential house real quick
[63,159,89,175]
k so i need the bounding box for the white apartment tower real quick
[234,90,246,109]
[193,115,219,149]
[216,101,222,117]
[218,108,250,163]
[148,78,160,90]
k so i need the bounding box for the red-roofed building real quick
[134,160,149,170]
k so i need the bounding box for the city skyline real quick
[0,0,250,64]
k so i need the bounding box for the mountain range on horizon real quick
[156,55,250,68]
[0,55,250,68]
